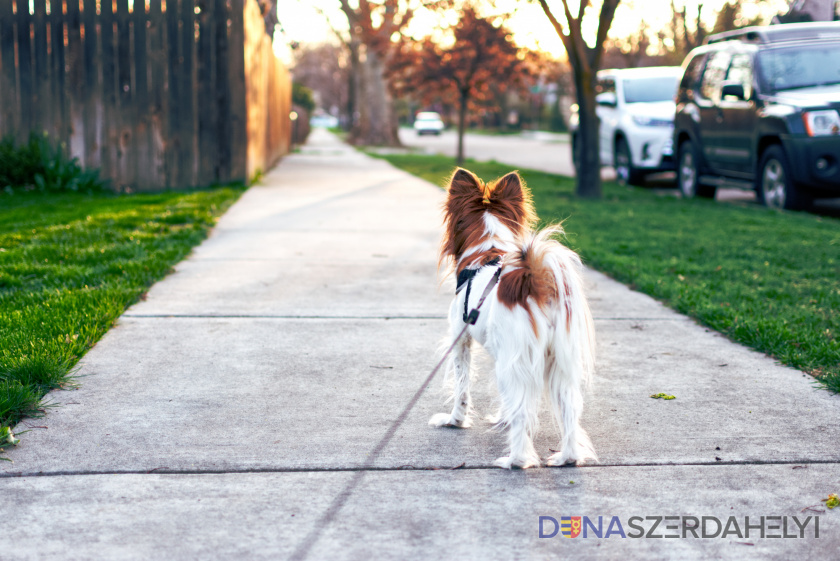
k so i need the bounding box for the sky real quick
[275,0,790,63]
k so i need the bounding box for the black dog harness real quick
[456,257,502,325]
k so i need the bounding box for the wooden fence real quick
[0,0,291,191]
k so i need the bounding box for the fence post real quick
[133,0,153,191]
[50,0,67,145]
[228,0,248,183]
[66,0,85,158]
[82,0,100,170]
[148,0,166,189]
[15,0,33,140]
[0,1,18,139]
[197,0,219,187]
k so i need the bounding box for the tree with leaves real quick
[536,0,620,199]
[393,6,531,163]
[336,0,443,146]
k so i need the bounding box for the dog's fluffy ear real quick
[489,171,537,230]
[493,171,524,200]
[449,168,482,196]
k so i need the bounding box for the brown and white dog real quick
[430,168,596,469]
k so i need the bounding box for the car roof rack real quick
[705,22,840,45]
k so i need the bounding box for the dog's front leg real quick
[429,333,473,428]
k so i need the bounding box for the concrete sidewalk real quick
[3,129,838,560]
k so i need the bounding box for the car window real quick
[623,76,679,103]
[596,77,616,95]
[699,50,732,103]
[725,53,754,100]
[756,43,840,93]
[680,52,707,94]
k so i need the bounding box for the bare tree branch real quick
[536,0,577,71]
[593,0,620,69]
[313,4,351,47]
[577,0,588,22]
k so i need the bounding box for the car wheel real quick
[614,138,644,186]
[678,140,716,199]
[757,145,811,210]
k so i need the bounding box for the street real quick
[399,128,840,216]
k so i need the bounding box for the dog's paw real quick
[493,455,540,470]
[428,413,472,428]
[545,451,577,467]
[546,450,595,467]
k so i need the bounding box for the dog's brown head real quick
[440,168,536,266]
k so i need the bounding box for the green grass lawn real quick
[465,128,525,136]
[0,187,244,450]
[372,153,840,394]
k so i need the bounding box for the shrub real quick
[0,133,106,193]
[292,82,316,113]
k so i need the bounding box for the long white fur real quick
[430,216,597,469]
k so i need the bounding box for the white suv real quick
[570,66,683,185]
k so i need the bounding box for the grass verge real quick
[465,128,524,136]
[371,152,840,393]
[0,186,244,452]
[327,126,349,142]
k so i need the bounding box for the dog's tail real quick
[500,225,595,375]
[502,225,597,462]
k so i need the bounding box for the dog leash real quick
[287,264,502,561]
[425,263,504,384]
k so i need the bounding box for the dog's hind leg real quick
[429,334,473,428]
[546,378,596,466]
[493,364,541,469]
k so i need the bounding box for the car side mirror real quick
[596,92,617,108]
[721,81,746,101]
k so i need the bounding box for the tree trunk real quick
[346,40,360,132]
[574,70,602,199]
[456,89,468,165]
[352,47,401,146]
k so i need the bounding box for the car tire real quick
[615,138,644,187]
[678,140,716,199]
[756,145,811,210]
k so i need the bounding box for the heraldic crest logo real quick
[561,516,582,538]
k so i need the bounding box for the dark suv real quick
[674,22,840,209]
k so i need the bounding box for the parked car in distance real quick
[414,111,444,135]
[570,66,683,186]
[674,22,840,209]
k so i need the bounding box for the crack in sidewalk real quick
[2,459,839,479]
[121,314,688,321]
[121,314,448,319]
[285,349,446,561]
